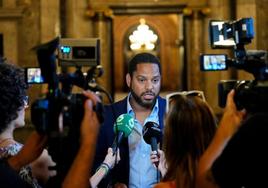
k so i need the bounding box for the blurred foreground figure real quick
[0,61,55,187]
[151,90,217,188]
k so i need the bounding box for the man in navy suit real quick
[93,52,166,187]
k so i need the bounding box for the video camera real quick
[200,17,268,112]
[30,37,109,183]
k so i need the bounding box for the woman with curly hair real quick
[0,60,55,187]
[150,91,217,188]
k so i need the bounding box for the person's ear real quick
[126,73,131,88]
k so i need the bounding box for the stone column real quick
[0,0,25,63]
[2,0,16,7]
[40,0,60,42]
[255,0,268,52]
[184,7,209,90]
[64,0,92,38]
[87,7,114,102]
[38,0,60,108]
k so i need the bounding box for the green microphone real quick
[112,114,134,154]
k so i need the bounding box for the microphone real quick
[111,114,134,154]
[142,122,162,152]
[143,122,162,167]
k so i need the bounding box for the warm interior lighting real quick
[129,19,158,51]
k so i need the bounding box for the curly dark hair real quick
[0,60,28,133]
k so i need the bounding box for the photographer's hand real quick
[217,89,247,139]
[62,91,101,188]
[80,90,101,145]
[150,149,167,177]
[196,89,247,188]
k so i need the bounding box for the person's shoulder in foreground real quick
[211,112,268,188]
[0,158,32,188]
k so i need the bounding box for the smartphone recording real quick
[200,54,228,71]
[25,67,44,84]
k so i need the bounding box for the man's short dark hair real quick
[128,52,161,76]
[0,60,28,133]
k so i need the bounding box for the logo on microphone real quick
[114,114,134,137]
[112,114,135,154]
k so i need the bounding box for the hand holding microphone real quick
[103,148,120,169]
[150,149,167,176]
[142,122,162,167]
[111,114,134,154]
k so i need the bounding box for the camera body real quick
[218,80,268,112]
[58,38,100,67]
[209,18,254,49]
[30,37,105,180]
[201,17,268,112]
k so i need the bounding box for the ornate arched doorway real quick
[113,13,184,93]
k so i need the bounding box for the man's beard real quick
[130,88,158,109]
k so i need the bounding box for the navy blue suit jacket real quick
[93,96,166,187]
